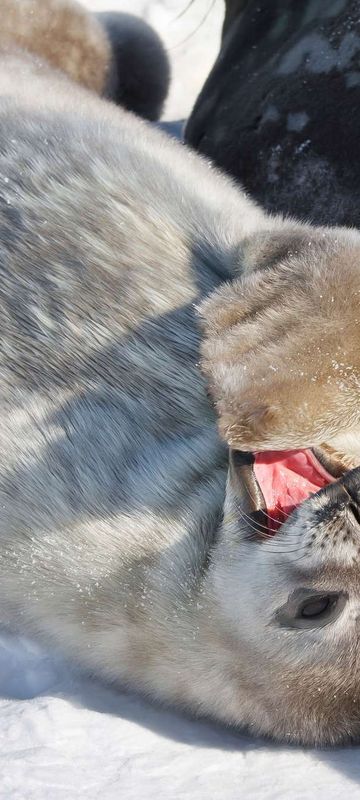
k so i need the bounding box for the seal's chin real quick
[230,447,350,538]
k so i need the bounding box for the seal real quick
[1,0,360,747]
[186,0,360,227]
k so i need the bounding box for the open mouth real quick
[230,448,349,537]
[253,450,336,534]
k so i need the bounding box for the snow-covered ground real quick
[1,632,360,800]
[1,1,360,798]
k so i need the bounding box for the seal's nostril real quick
[336,467,360,527]
[348,502,360,527]
[341,466,360,499]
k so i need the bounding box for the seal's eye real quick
[275,590,347,629]
[299,595,335,619]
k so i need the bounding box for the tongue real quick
[253,450,335,534]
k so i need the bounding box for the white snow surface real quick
[2,634,360,799]
[1,0,360,797]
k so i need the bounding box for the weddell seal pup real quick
[2,0,360,747]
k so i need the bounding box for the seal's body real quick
[1,0,360,746]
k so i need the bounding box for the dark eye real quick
[299,596,334,619]
[275,590,347,629]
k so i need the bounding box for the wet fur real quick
[1,0,360,746]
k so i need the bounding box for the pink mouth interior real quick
[253,450,336,535]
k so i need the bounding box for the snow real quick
[2,634,360,799]
[1,1,360,797]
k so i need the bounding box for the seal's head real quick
[199,225,360,744]
[206,445,360,745]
